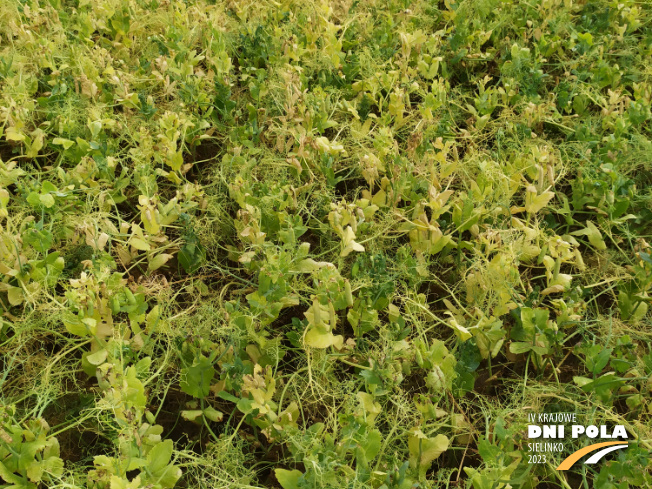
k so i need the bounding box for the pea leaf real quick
[524,185,554,214]
[146,439,182,488]
[408,430,449,479]
[180,356,215,398]
[148,253,173,272]
[7,286,24,306]
[571,221,607,250]
[275,469,303,489]
[52,137,74,149]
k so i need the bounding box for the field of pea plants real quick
[0,0,651,487]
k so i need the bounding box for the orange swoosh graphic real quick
[556,441,628,470]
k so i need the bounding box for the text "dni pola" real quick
[528,425,628,439]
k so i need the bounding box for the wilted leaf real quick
[148,253,173,271]
[408,430,449,479]
[571,221,606,250]
[129,237,151,251]
[540,285,565,296]
[341,226,365,257]
[524,186,554,214]
[181,410,203,422]
[447,316,471,341]
[203,406,223,422]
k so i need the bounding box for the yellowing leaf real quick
[7,286,24,306]
[39,193,56,208]
[524,185,554,214]
[109,475,143,489]
[451,413,473,444]
[550,273,572,289]
[296,259,335,273]
[63,316,89,337]
[141,209,160,235]
[52,137,75,149]
[5,127,25,142]
[447,316,472,341]
[357,392,381,424]
[509,341,533,354]
[81,317,97,335]
[573,376,592,388]
[138,196,161,235]
[341,226,365,257]
[571,221,607,250]
[203,406,223,422]
[129,237,151,251]
[408,430,449,479]
[26,129,45,158]
[315,136,345,156]
[86,349,108,366]
[304,328,337,348]
[541,285,565,296]
[275,469,303,489]
[181,410,203,422]
[371,189,386,207]
[148,253,173,271]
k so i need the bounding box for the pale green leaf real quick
[52,138,74,149]
[146,439,173,476]
[304,327,335,348]
[408,431,449,479]
[7,286,24,306]
[275,469,303,489]
[129,237,151,251]
[86,349,108,366]
[39,194,55,208]
[571,221,607,250]
[202,407,223,422]
[148,253,173,271]
[524,186,554,214]
[509,342,532,354]
[180,410,203,422]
